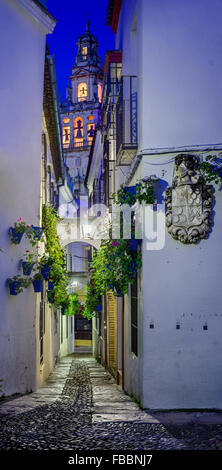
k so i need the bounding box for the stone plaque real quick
[165,154,213,244]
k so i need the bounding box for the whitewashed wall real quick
[0,0,55,395]
[141,153,222,409]
[115,0,222,408]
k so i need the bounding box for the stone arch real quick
[57,219,101,250]
[62,237,100,250]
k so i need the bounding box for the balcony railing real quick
[116,76,138,165]
[63,139,93,151]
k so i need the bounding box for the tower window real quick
[62,126,70,148]
[78,82,87,101]
[74,117,83,147]
[88,115,94,121]
[87,123,95,145]
[98,83,103,103]
[63,118,70,124]
[82,46,87,59]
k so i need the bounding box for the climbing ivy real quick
[42,204,69,308]
[200,155,222,184]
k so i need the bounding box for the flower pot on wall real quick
[129,238,138,251]
[31,226,43,241]
[95,305,102,312]
[32,279,43,292]
[61,307,65,315]
[9,227,24,244]
[48,281,54,291]
[47,291,55,304]
[41,264,51,280]
[8,280,22,295]
[22,261,34,276]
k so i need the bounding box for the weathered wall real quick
[115,0,222,408]
[0,0,54,395]
[141,152,222,409]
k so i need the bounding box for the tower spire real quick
[85,14,90,32]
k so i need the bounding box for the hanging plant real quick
[82,231,142,319]
[200,154,222,184]
[21,249,37,276]
[32,270,44,293]
[7,275,31,295]
[42,204,69,308]
[112,180,155,207]
[9,218,44,246]
[9,218,31,244]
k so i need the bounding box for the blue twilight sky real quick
[46,0,115,103]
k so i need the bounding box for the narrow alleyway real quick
[0,355,222,450]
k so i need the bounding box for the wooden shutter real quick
[107,291,117,373]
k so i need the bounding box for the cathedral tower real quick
[60,21,103,196]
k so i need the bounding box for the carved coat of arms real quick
[165,154,213,244]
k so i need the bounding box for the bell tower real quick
[60,20,103,198]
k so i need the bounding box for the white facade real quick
[0,0,75,396]
[0,0,56,396]
[110,0,222,408]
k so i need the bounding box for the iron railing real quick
[116,76,138,161]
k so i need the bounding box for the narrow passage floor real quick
[0,355,222,450]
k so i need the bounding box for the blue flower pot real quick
[47,292,55,304]
[96,305,102,312]
[115,287,124,297]
[129,238,138,251]
[131,261,137,276]
[9,227,24,244]
[8,280,21,295]
[61,307,65,315]
[41,264,51,280]
[48,281,54,291]
[31,226,43,241]
[22,261,34,276]
[124,185,137,197]
[32,279,43,292]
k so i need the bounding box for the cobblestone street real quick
[0,355,222,451]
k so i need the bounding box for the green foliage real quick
[65,292,82,316]
[42,205,69,307]
[7,275,31,294]
[136,181,155,204]
[112,180,155,206]
[200,155,222,184]
[82,279,101,320]
[12,218,44,247]
[82,231,142,319]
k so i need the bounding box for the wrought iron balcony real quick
[116,76,138,165]
[62,139,92,151]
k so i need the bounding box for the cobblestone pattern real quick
[0,359,222,450]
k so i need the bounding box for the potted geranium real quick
[30,225,44,243]
[39,254,54,280]
[9,218,31,244]
[32,271,44,292]
[21,250,36,276]
[7,275,31,295]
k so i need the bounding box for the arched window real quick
[74,117,83,147]
[97,83,103,103]
[87,123,95,146]
[82,46,87,59]
[62,126,70,148]
[78,82,87,101]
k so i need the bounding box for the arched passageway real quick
[63,238,98,354]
